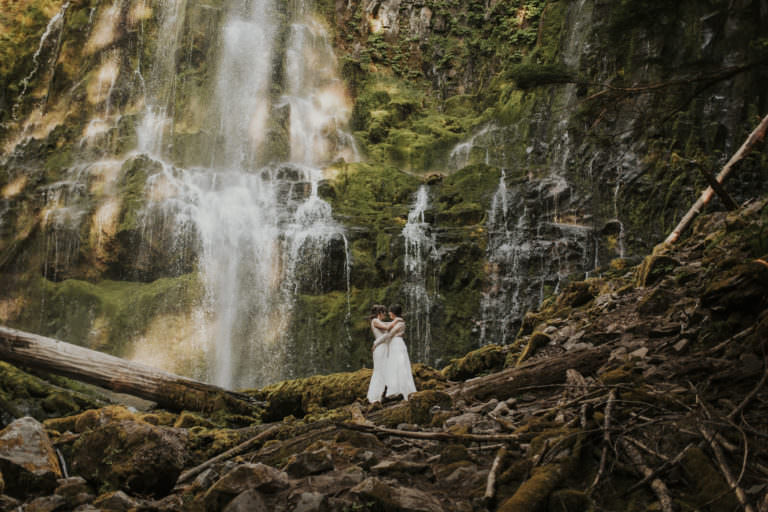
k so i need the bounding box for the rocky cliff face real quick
[1,0,766,385]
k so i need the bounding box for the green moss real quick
[442,344,506,381]
[15,273,201,355]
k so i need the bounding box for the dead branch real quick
[175,425,280,486]
[624,443,693,496]
[588,390,615,494]
[698,422,756,512]
[728,361,768,421]
[620,438,674,512]
[338,422,522,446]
[665,113,768,244]
[484,446,507,504]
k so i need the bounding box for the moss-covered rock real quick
[70,418,188,497]
[442,344,506,381]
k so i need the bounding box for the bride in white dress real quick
[367,304,417,403]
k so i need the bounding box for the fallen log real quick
[665,113,768,245]
[449,345,611,402]
[0,325,261,414]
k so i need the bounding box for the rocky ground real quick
[1,198,767,511]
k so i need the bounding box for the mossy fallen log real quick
[0,325,260,415]
[449,346,611,402]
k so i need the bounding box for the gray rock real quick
[0,417,61,498]
[93,490,140,511]
[351,477,443,512]
[468,399,498,414]
[205,463,288,511]
[284,448,334,477]
[54,476,90,498]
[370,459,429,475]
[22,494,66,512]
[222,490,268,512]
[293,491,328,512]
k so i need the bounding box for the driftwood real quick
[665,113,768,244]
[0,325,260,414]
[449,345,611,402]
[175,425,280,486]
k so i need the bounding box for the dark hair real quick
[369,304,387,320]
[388,304,403,316]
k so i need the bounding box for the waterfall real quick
[402,185,436,363]
[11,2,70,121]
[130,0,355,388]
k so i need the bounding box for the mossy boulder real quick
[442,345,506,381]
[70,418,188,497]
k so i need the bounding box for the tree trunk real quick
[0,325,260,414]
[448,346,611,402]
[665,113,768,245]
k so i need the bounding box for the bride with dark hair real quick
[366,303,416,403]
[381,304,416,400]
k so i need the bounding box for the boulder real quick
[222,490,268,512]
[350,478,443,512]
[0,417,61,498]
[293,491,328,512]
[204,463,288,510]
[284,447,334,477]
[71,419,188,496]
[92,490,141,511]
[21,494,66,512]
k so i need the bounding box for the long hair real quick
[369,304,387,320]
[388,303,403,317]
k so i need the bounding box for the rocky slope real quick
[1,196,766,511]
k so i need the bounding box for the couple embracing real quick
[366,304,417,403]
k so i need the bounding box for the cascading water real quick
[131,0,355,388]
[402,185,437,363]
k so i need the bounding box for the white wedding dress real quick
[367,319,417,403]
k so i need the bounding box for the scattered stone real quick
[293,491,328,512]
[0,417,61,498]
[222,489,268,512]
[204,463,288,510]
[350,477,443,512]
[0,494,20,510]
[93,490,140,511]
[468,399,498,414]
[673,338,690,352]
[284,447,334,477]
[23,494,66,512]
[54,476,90,498]
[307,466,365,493]
[629,347,649,360]
[370,459,429,475]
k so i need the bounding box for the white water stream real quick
[402,185,437,363]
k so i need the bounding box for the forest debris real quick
[338,422,522,446]
[620,438,674,512]
[698,422,756,512]
[175,425,280,486]
[587,390,615,494]
[484,446,507,504]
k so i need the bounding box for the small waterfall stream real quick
[402,185,437,363]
